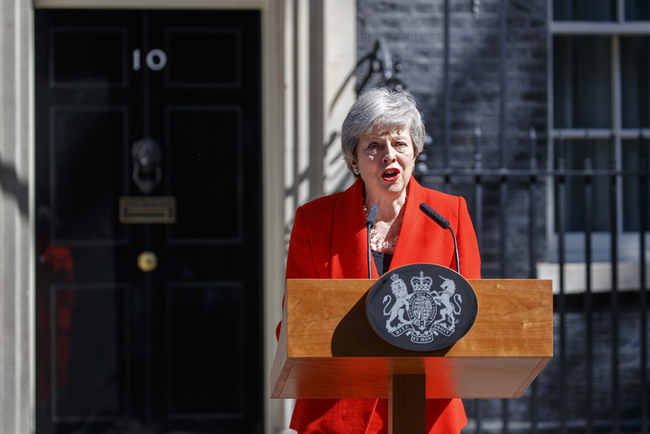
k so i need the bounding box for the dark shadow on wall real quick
[0,157,29,217]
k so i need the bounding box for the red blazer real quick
[283,177,481,434]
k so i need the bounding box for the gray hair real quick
[341,87,425,175]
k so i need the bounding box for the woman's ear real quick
[351,160,360,176]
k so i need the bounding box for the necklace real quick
[363,204,400,251]
[362,189,408,251]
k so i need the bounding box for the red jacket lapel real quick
[392,178,455,270]
[329,179,373,278]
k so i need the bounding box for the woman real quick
[283,87,481,434]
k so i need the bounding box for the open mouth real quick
[381,168,400,182]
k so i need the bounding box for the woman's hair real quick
[341,87,425,175]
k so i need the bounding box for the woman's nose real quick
[382,146,396,163]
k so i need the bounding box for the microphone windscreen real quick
[419,203,450,229]
[366,203,379,228]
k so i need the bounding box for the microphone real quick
[419,203,460,275]
[365,204,379,279]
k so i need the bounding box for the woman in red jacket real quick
[283,87,481,434]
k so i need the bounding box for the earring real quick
[354,168,360,175]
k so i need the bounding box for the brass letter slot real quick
[120,196,176,224]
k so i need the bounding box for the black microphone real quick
[366,204,379,279]
[419,203,460,275]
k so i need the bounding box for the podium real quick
[270,278,553,433]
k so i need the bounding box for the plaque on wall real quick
[119,196,176,224]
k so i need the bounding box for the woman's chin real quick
[381,182,408,197]
[365,177,409,200]
[389,176,411,192]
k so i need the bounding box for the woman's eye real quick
[366,143,381,153]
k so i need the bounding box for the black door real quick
[35,9,262,434]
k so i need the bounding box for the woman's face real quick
[352,128,416,202]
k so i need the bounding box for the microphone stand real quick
[366,204,379,279]
[419,202,460,275]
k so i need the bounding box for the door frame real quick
[18,1,286,434]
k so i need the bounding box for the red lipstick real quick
[381,168,401,182]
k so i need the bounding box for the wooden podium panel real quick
[270,279,552,399]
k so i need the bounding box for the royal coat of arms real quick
[383,271,464,343]
[366,263,478,351]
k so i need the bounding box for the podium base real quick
[389,374,426,434]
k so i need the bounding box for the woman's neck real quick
[364,187,408,253]
[365,189,408,224]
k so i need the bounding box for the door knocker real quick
[132,138,162,194]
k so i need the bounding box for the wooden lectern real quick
[270,279,553,434]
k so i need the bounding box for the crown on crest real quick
[411,271,433,293]
[390,273,407,291]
